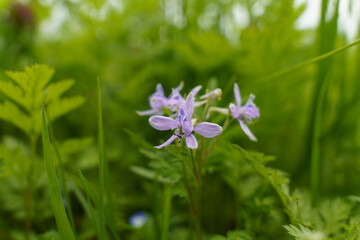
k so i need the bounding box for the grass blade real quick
[97,79,120,240]
[310,0,339,206]
[161,185,172,240]
[41,104,76,240]
[97,78,107,240]
[45,110,76,233]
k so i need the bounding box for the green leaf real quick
[0,64,84,137]
[226,230,253,240]
[318,198,352,234]
[124,129,154,150]
[232,144,292,209]
[97,78,120,240]
[58,137,93,156]
[344,224,360,240]
[166,145,190,162]
[45,79,75,103]
[38,230,61,240]
[284,224,326,240]
[130,165,175,184]
[0,80,28,110]
[41,104,76,240]
[0,101,31,134]
[47,96,86,121]
[78,170,100,207]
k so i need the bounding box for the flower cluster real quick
[138,82,260,149]
[137,82,201,116]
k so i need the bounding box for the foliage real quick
[0,0,360,239]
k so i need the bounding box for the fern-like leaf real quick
[0,64,85,137]
[47,96,86,121]
[0,101,31,134]
[284,224,326,240]
[44,79,75,103]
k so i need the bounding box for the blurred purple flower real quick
[129,211,147,228]
[149,93,222,149]
[137,83,202,116]
[229,83,260,141]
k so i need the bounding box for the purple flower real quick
[149,93,222,149]
[137,83,202,116]
[129,211,147,228]
[229,83,260,141]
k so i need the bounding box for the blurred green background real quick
[0,0,360,238]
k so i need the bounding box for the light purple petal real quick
[229,103,240,119]
[175,81,184,91]
[193,122,222,138]
[156,83,165,96]
[136,109,162,116]
[239,120,257,141]
[149,95,166,110]
[246,94,255,104]
[182,120,194,136]
[155,134,178,149]
[185,134,198,149]
[234,83,241,106]
[149,116,176,131]
[185,93,195,119]
[190,85,202,96]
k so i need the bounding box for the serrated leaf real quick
[166,145,189,161]
[0,80,29,110]
[344,224,360,240]
[318,198,352,234]
[232,144,292,209]
[0,101,31,134]
[6,64,54,92]
[226,230,253,240]
[130,165,175,184]
[58,137,93,155]
[47,96,85,121]
[45,79,75,103]
[284,224,326,240]
[125,129,154,150]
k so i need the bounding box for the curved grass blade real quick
[259,38,360,82]
[45,110,76,233]
[41,104,76,240]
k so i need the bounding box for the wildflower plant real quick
[138,82,260,240]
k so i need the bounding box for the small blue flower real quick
[137,83,202,116]
[129,211,148,228]
[229,83,260,141]
[149,93,223,149]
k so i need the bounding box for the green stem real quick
[24,135,37,240]
[180,161,199,239]
[190,150,202,240]
[161,185,172,240]
[260,38,360,82]
[45,111,76,233]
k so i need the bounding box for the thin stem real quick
[259,38,360,82]
[161,185,172,240]
[24,135,37,240]
[189,149,198,184]
[190,149,202,240]
[181,161,197,218]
